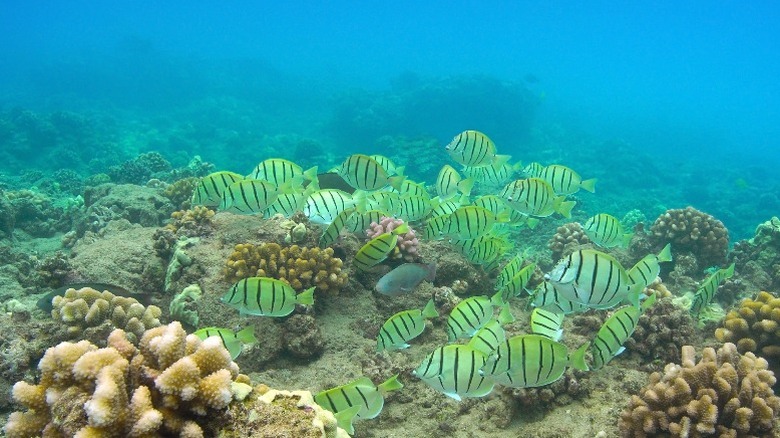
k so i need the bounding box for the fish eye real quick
[445,146,450,150]
[506,197,513,202]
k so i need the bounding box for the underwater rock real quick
[282,314,325,360]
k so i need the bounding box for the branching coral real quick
[548,222,593,262]
[224,242,348,294]
[619,343,780,437]
[51,286,162,342]
[715,291,780,361]
[650,206,729,269]
[366,216,420,262]
[4,321,251,437]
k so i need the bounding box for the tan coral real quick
[51,287,162,341]
[3,321,250,438]
[716,291,780,360]
[165,205,216,237]
[548,222,593,261]
[619,343,780,437]
[649,206,729,268]
[224,242,348,294]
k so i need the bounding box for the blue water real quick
[1,1,778,238]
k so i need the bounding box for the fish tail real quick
[388,175,406,192]
[421,298,439,319]
[491,154,512,170]
[724,263,736,278]
[458,178,475,196]
[498,305,515,324]
[378,374,404,394]
[490,290,505,306]
[236,326,257,344]
[296,287,316,306]
[627,283,644,308]
[580,178,597,193]
[525,217,540,229]
[571,342,590,371]
[658,243,673,262]
[303,166,319,182]
[334,405,361,435]
[641,292,658,311]
[555,198,576,219]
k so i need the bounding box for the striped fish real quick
[193,326,257,360]
[398,194,432,222]
[304,189,356,225]
[221,277,314,317]
[450,235,507,266]
[219,179,280,215]
[447,291,512,341]
[529,281,589,314]
[363,191,402,215]
[441,206,501,240]
[530,308,564,341]
[319,207,356,248]
[583,213,632,248]
[628,243,672,289]
[339,154,404,192]
[429,198,460,217]
[444,130,510,169]
[248,158,317,188]
[522,162,545,178]
[423,214,449,240]
[498,263,536,301]
[397,180,430,200]
[467,319,506,356]
[436,165,474,200]
[690,263,736,316]
[472,195,506,216]
[369,154,401,175]
[462,162,519,185]
[536,164,596,195]
[346,209,388,234]
[546,249,643,309]
[480,334,589,388]
[376,299,438,352]
[500,178,575,218]
[413,344,494,401]
[353,226,408,271]
[589,293,656,370]
[191,171,243,207]
[264,185,315,218]
[314,375,403,434]
[496,254,525,290]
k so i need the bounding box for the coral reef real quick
[281,314,325,361]
[619,343,780,437]
[548,222,593,262]
[505,369,590,407]
[108,151,172,184]
[163,176,199,209]
[625,296,696,367]
[715,291,780,362]
[729,217,780,291]
[35,251,73,289]
[51,286,162,343]
[650,206,729,271]
[224,242,348,294]
[4,321,250,438]
[366,216,420,262]
[170,284,202,329]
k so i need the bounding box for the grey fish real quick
[375,263,436,296]
[36,282,146,312]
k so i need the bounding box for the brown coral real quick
[548,222,593,261]
[4,321,250,438]
[625,295,696,366]
[224,243,348,294]
[51,287,162,342]
[650,206,729,269]
[716,291,780,361]
[165,205,216,237]
[619,343,780,437]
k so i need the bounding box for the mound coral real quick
[625,295,696,366]
[366,216,420,262]
[4,321,251,437]
[619,343,780,437]
[165,205,216,237]
[224,242,348,294]
[650,206,729,270]
[163,176,199,209]
[730,217,780,291]
[548,222,593,262]
[715,291,780,361]
[51,286,162,342]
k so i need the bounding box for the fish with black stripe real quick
[220,277,314,317]
[528,281,589,314]
[480,334,588,388]
[413,344,495,401]
[467,319,506,356]
[498,262,536,301]
[191,171,244,207]
[319,207,356,248]
[436,164,474,200]
[500,177,576,218]
[545,249,643,309]
[353,224,409,272]
[445,130,510,169]
[219,179,280,215]
[447,290,513,341]
[339,154,405,192]
[193,326,257,360]
[535,164,596,195]
[376,299,438,352]
[441,205,504,240]
[529,308,565,341]
[314,375,403,434]
[582,213,632,248]
[304,189,360,225]
[690,263,736,317]
[628,243,672,289]
[247,158,317,189]
[588,293,657,370]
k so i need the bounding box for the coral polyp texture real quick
[224,242,348,294]
[164,205,216,237]
[650,206,729,269]
[4,321,250,438]
[366,216,420,262]
[51,286,162,341]
[624,295,696,366]
[715,291,780,360]
[619,343,780,437]
[548,221,593,261]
